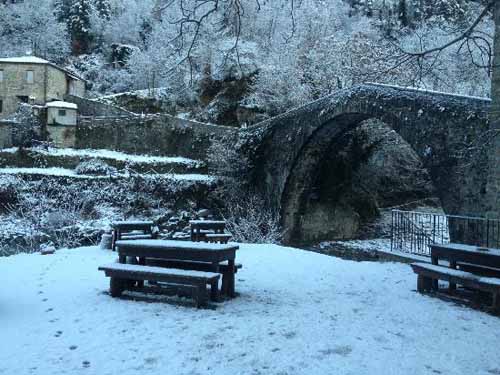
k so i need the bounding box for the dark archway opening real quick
[281,118,441,245]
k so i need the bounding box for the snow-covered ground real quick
[0,167,215,182]
[1,244,499,375]
[0,147,202,167]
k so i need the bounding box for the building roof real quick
[0,56,85,82]
[0,56,50,64]
[46,101,78,110]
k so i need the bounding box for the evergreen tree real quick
[94,0,110,20]
[68,0,92,55]
[398,0,409,27]
[54,0,72,23]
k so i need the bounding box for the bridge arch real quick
[244,83,490,245]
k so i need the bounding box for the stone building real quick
[0,56,85,119]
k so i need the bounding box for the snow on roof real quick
[46,101,78,110]
[0,56,85,81]
[0,56,49,64]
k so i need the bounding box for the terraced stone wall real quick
[75,114,237,160]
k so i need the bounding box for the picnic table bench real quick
[98,263,220,308]
[411,243,500,312]
[111,221,155,251]
[189,220,230,243]
[101,239,240,307]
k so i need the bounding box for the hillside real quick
[0,0,494,126]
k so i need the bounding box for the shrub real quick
[0,175,21,211]
[75,159,118,176]
[224,195,282,244]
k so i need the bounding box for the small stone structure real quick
[46,101,78,148]
[0,56,85,119]
[46,101,78,126]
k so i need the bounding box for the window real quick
[0,100,3,113]
[17,96,29,103]
[0,70,3,82]
[58,109,67,116]
[26,70,34,84]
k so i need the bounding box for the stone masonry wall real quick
[0,122,13,148]
[65,95,133,117]
[75,114,237,160]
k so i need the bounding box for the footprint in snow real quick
[54,331,63,338]
[69,345,78,350]
[45,308,54,313]
[319,345,353,357]
[82,361,91,368]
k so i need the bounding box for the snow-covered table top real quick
[431,243,500,256]
[189,220,226,225]
[112,221,154,227]
[115,239,238,252]
[431,243,500,268]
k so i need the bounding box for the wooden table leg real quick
[449,260,457,293]
[111,229,117,251]
[227,259,236,298]
[431,255,439,291]
[137,257,146,288]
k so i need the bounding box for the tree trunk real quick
[491,1,500,119]
[486,0,500,218]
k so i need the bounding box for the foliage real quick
[207,136,282,243]
[0,0,70,61]
[10,104,43,149]
[0,175,20,212]
[68,0,93,54]
[224,194,282,244]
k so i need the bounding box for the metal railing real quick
[391,210,500,256]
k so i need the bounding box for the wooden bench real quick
[145,258,242,296]
[204,233,232,244]
[457,262,500,278]
[411,262,500,312]
[189,220,226,242]
[111,221,155,251]
[98,263,220,308]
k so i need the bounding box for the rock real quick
[99,233,113,250]
[197,209,211,218]
[40,244,56,255]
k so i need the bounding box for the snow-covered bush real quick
[206,136,282,243]
[0,175,21,212]
[207,136,250,180]
[10,104,43,149]
[224,195,282,244]
[75,159,118,176]
[0,0,70,61]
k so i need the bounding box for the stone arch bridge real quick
[241,83,492,244]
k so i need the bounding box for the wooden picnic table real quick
[189,220,226,242]
[115,239,239,297]
[430,243,500,290]
[430,243,500,269]
[111,221,154,251]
